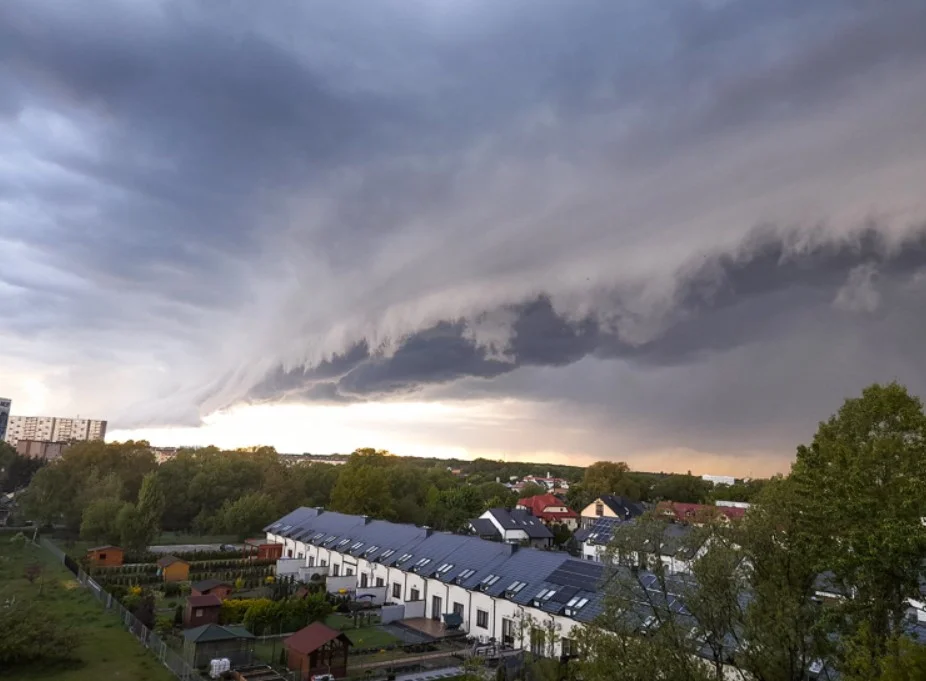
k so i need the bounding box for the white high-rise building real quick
[0,398,10,443]
[3,415,107,447]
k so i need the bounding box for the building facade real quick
[0,398,10,442]
[15,439,67,461]
[4,415,107,446]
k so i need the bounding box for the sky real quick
[3,0,926,477]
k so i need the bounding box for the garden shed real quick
[86,545,123,567]
[284,621,352,680]
[182,623,255,668]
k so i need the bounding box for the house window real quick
[195,609,203,617]
[476,610,489,629]
[332,564,340,576]
[99,553,106,561]
[320,560,327,567]
[376,577,384,587]
[530,628,545,656]
[392,583,402,599]
[308,556,315,567]
[453,602,464,618]
[561,638,576,657]
[360,573,368,588]
[287,549,293,557]
[502,618,515,647]
[595,502,604,517]
[410,587,420,601]
[346,567,354,577]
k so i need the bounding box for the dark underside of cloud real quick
[248,224,926,404]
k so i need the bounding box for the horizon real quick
[4,1,926,478]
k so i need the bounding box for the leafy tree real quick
[426,485,484,532]
[213,492,278,539]
[518,482,546,498]
[582,461,641,500]
[789,382,926,672]
[651,473,711,504]
[79,497,126,543]
[136,471,165,533]
[116,502,150,552]
[330,454,397,519]
[0,601,80,667]
[0,441,45,493]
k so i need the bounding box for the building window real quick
[287,549,293,557]
[320,560,327,567]
[561,638,576,657]
[360,573,368,588]
[393,583,402,599]
[410,587,420,601]
[595,502,604,517]
[99,553,106,561]
[195,609,203,617]
[332,564,340,576]
[308,556,315,567]
[476,610,489,629]
[376,577,385,587]
[346,567,354,576]
[453,602,464,617]
[530,628,545,656]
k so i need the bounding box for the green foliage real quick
[426,485,485,532]
[0,600,80,667]
[116,502,151,552]
[233,593,333,635]
[0,440,45,493]
[650,473,711,504]
[80,497,127,543]
[789,382,926,667]
[517,482,547,499]
[212,491,278,539]
[582,461,640,500]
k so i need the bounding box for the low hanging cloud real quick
[3,0,926,465]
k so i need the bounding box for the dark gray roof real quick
[484,508,553,539]
[598,495,646,520]
[469,518,498,537]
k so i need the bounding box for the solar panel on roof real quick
[548,561,603,589]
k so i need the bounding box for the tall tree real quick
[136,471,165,534]
[789,382,926,674]
[582,461,641,500]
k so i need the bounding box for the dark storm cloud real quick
[2,0,926,461]
[249,223,926,402]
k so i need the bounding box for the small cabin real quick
[86,545,124,567]
[284,622,352,680]
[191,579,233,600]
[184,594,222,629]
[157,555,191,582]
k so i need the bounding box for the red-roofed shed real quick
[516,494,580,529]
[284,622,352,680]
[184,593,222,629]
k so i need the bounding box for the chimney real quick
[314,506,325,516]
[362,515,372,525]
[508,543,520,555]
[423,526,434,538]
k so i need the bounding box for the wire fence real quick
[38,537,198,681]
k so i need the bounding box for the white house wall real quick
[265,533,602,660]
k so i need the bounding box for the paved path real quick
[147,543,243,554]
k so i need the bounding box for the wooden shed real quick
[183,623,255,668]
[284,622,352,680]
[191,578,233,600]
[86,545,124,567]
[184,593,222,629]
[157,555,190,582]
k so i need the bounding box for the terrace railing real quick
[38,537,197,681]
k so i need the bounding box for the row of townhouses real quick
[265,506,625,658]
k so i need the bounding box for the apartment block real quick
[4,415,107,447]
[0,398,10,442]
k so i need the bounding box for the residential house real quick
[284,622,352,680]
[518,474,571,494]
[86,545,124,567]
[184,594,222,628]
[472,508,554,548]
[580,495,646,528]
[191,579,233,600]
[656,502,746,525]
[574,517,624,561]
[157,555,190,582]
[517,494,580,530]
[182,623,255,668]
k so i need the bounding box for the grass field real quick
[253,612,401,663]
[0,539,175,681]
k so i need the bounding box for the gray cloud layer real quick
[3,0,926,465]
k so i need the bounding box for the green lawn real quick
[0,540,175,681]
[154,531,239,545]
[253,613,401,664]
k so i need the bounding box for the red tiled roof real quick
[657,502,746,522]
[284,622,352,655]
[517,494,578,519]
[187,594,222,608]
